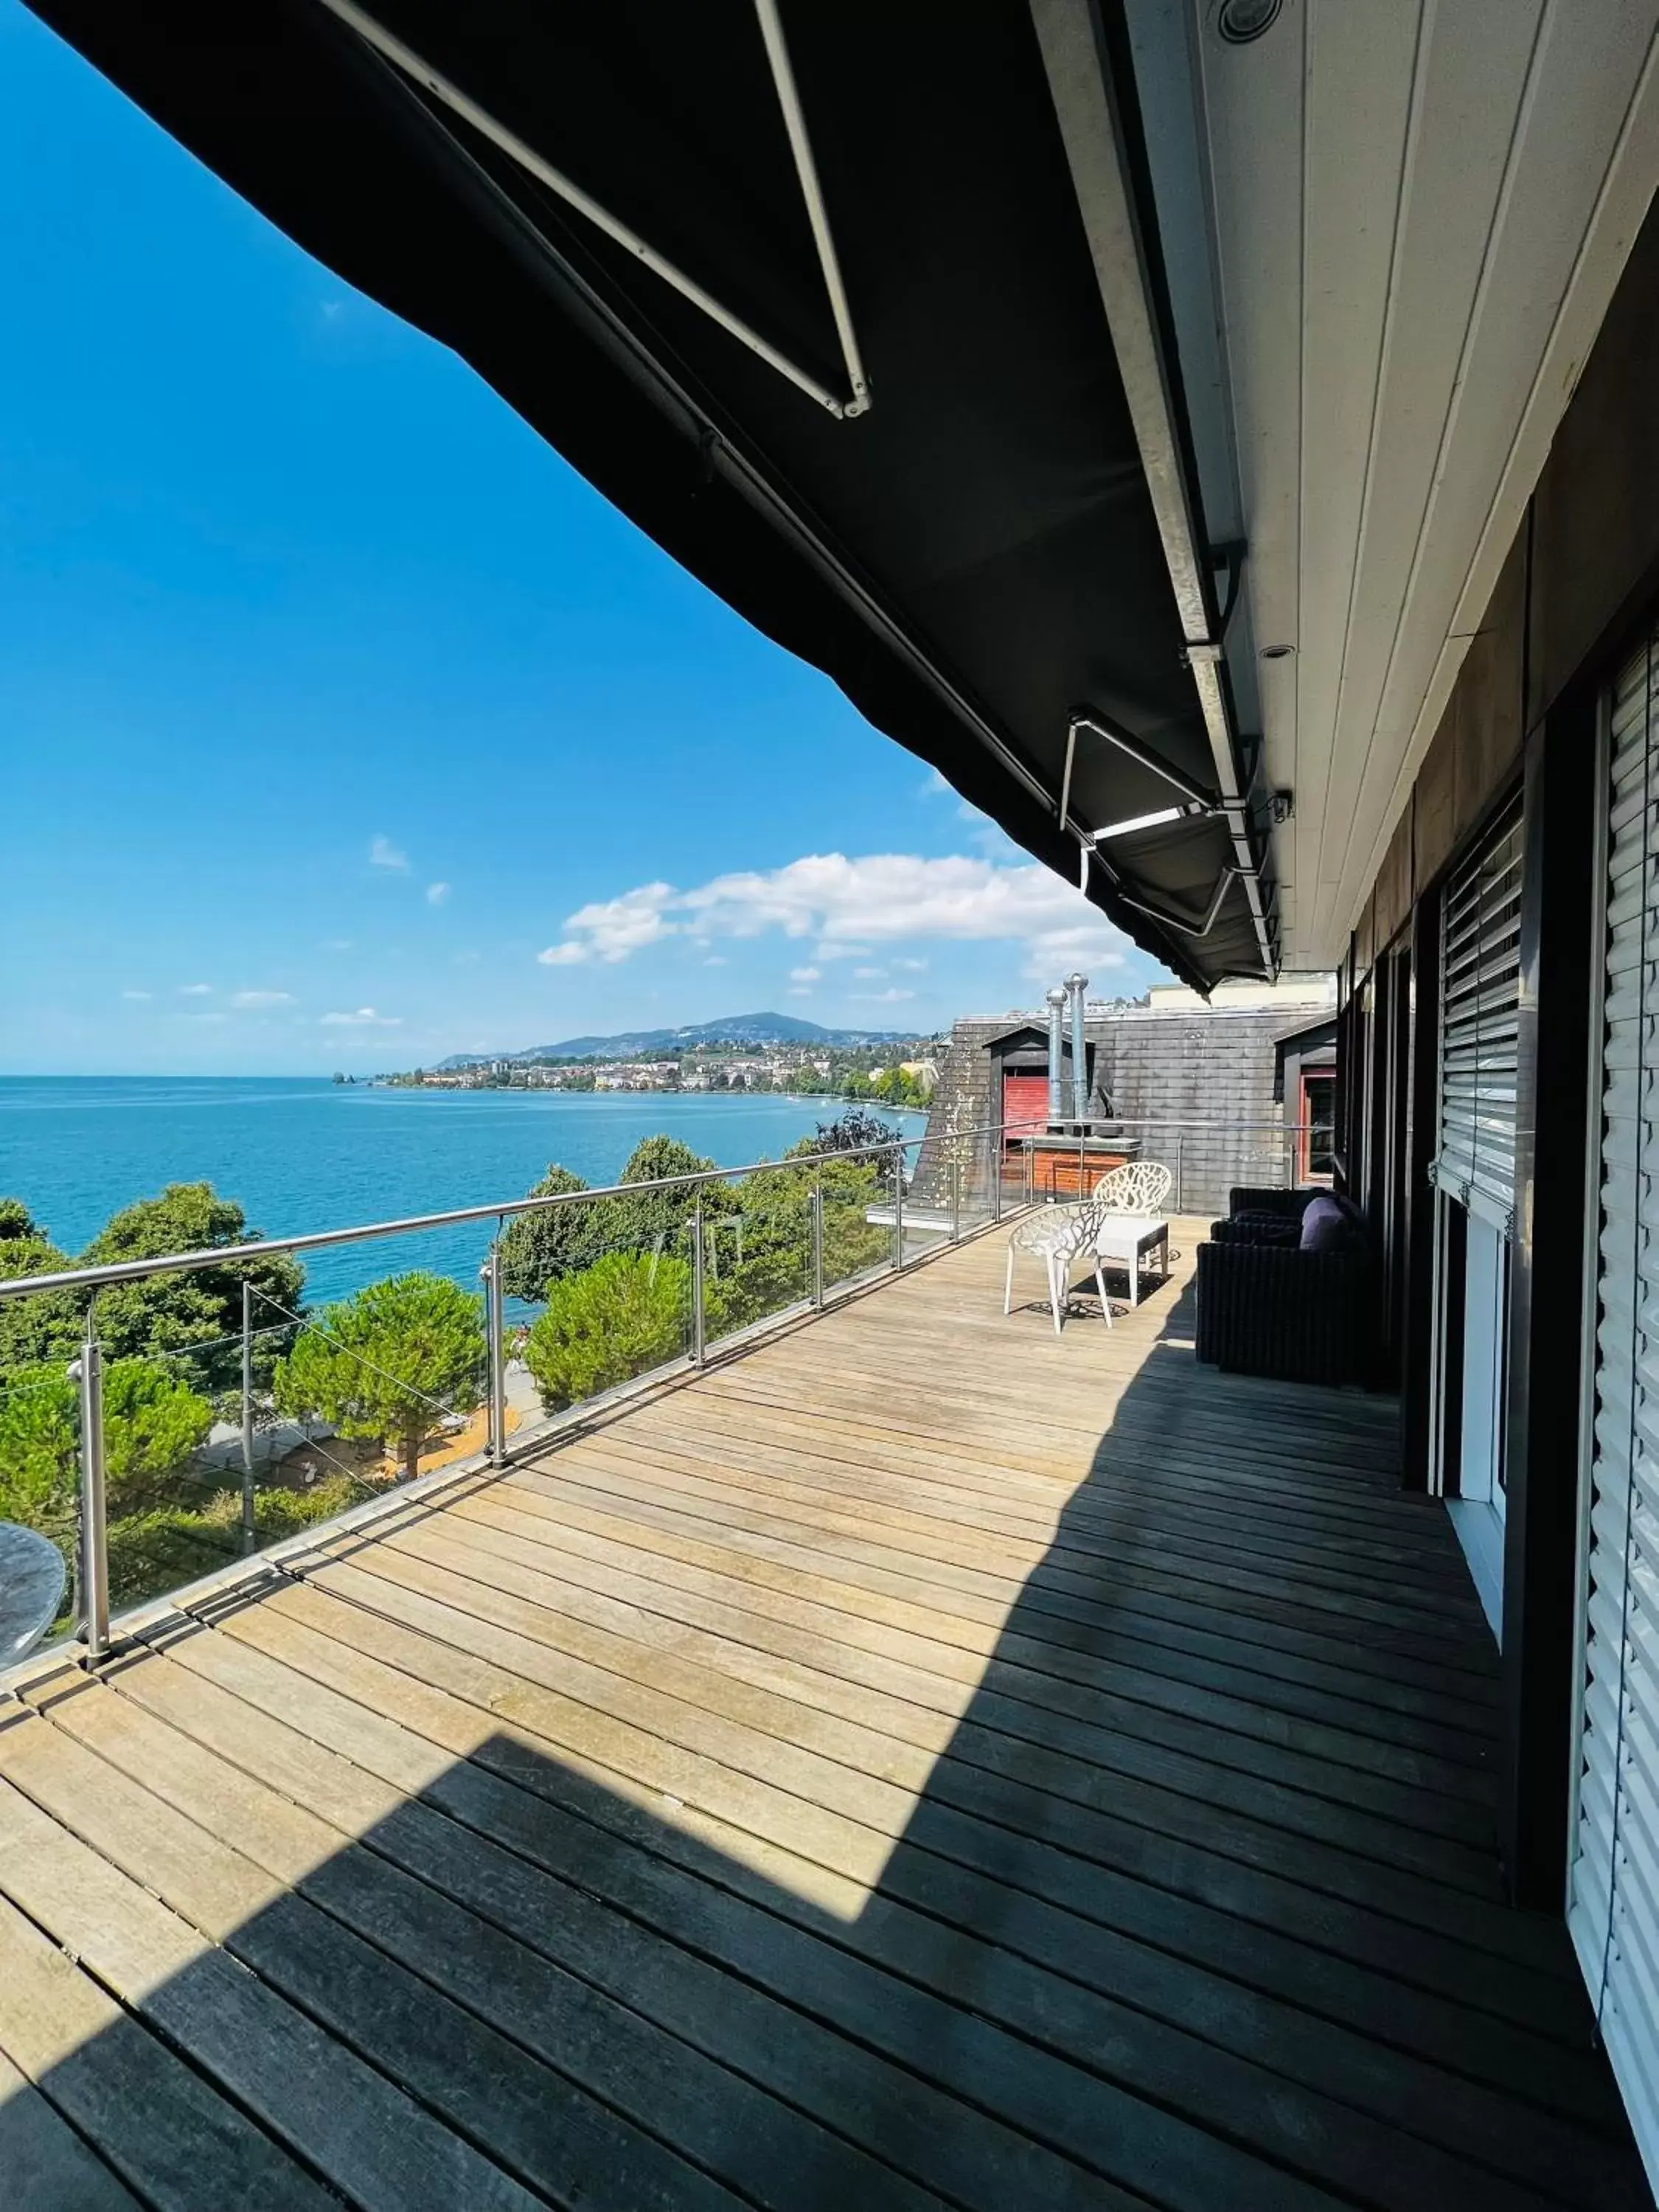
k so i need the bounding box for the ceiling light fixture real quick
[1216,0,1283,45]
[1259,642,1296,661]
[1091,806,1188,841]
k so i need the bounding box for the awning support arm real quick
[1116,866,1241,941]
[314,0,869,420]
[1030,0,1277,976]
[753,0,870,418]
[1066,708,1218,820]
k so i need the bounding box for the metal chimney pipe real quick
[1067,973,1089,1124]
[1045,987,1067,1126]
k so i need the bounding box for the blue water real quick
[0,1078,922,1307]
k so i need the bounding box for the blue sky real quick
[0,4,1163,1075]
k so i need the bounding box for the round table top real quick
[0,1521,67,1663]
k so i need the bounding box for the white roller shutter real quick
[1431,790,1524,1236]
[1569,625,1659,2190]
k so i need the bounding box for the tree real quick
[793,1108,903,1191]
[499,1137,727,1305]
[0,1198,41,1244]
[0,1204,86,1377]
[0,1354,214,1552]
[274,1271,485,1481]
[523,1251,697,1411]
[498,1164,608,1301]
[80,1183,307,1392]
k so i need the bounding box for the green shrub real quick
[524,1251,695,1411]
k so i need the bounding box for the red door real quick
[1002,1071,1048,1143]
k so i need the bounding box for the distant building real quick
[917,975,1336,1215]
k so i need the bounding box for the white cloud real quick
[787,987,813,999]
[918,766,952,800]
[534,852,1133,981]
[852,987,916,1004]
[369,834,409,872]
[789,965,821,984]
[230,990,294,1009]
[853,965,887,980]
[321,1006,402,1027]
[121,990,152,1002]
[178,983,212,996]
[892,956,928,973]
[426,882,451,905]
[703,955,728,967]
[538,882,676,966]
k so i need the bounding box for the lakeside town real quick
[373,1037,943,1105]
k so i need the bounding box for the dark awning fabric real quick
[26,0,1266,987]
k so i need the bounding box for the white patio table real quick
[1092,1211,1170,1309]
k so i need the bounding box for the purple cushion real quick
[1300,1194,1361,1253]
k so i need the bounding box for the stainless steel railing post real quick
[950,1157,961,1242]
[240,1279,257,1555]
[891,1145,905,1270]
[484,1242,507,1468]
[810,1179,824,1310]
[72,1331,109,1660]
[1175,1135,1184,1214]
[991,1127,1004,1224]
[692,1200,706,1364]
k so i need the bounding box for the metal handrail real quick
[0,1110,1324,1304]
[0,1121,947,1303]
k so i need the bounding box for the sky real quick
[0,4,1166,1076]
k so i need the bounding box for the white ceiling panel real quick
[1161,0,1659,967]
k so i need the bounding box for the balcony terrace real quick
[0,1221,1644,2210]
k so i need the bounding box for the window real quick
[1301,1071,1336,1181]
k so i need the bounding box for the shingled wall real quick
[915,1004,1308,1217]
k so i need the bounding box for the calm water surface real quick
[0,1078,922,1304]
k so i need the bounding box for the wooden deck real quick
[0,1222,1648,2211]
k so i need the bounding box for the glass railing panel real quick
[818,1150,897,1294]
[512,1194,695,1450]
[701,1166,813,1352]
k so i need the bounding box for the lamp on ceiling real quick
[1215,0,1282,44]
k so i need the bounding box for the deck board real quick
[0,1220,1649,2209]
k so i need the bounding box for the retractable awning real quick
[27,0,1278,987]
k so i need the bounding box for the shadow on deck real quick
[0,1226,1646,2209]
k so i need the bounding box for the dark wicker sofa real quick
[1196,1192,1377,1386]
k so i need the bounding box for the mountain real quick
[434,1012,926,1069]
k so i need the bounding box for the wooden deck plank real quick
[0,2027,147,2211]
[63,1619,1606,2212]
[300,1531,1510,1907]
[392,1495,1497,1846]
[434,1486,1498,1796]
[205,1571,1601,2062]
[0,1222,1645,2209]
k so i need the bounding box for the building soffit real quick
[1123,0,1659,971]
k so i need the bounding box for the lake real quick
[0,1078,923,1306]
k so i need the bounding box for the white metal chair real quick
[1088,1160,1175,1308]
[1004,1199,1113,1335]
[1091,1160,1173,1216]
